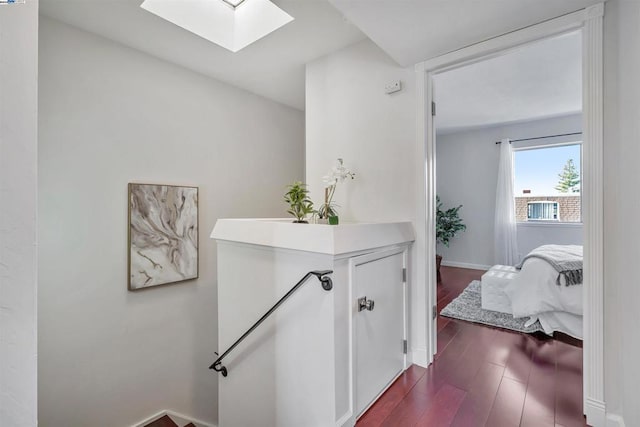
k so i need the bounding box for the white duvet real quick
[504,257,583,339]
[537,311,583,340]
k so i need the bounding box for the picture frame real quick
[128,183,199,290]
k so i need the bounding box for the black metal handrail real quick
[210,270,334,377]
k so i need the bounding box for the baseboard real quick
[335,410,353,427]
[132,410,217,427]
[166,410,216,427]
[409,346,429,368]
[440,260,492,271]
[606,413,626,427]
[585,397,607,427]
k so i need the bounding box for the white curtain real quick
[494,139,518,265]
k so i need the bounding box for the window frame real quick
[526,200,560,221]
[513,140,583,225]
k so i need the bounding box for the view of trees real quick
[555,159,580,193]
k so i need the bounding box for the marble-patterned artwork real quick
[128,183,198,290]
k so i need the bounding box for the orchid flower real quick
[319,159,355,218]
[323,158,355,188]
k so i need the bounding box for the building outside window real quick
[527,201,559,220]
[514,143,582,223]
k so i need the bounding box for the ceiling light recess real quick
[141,0,294,53]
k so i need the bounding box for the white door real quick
[353,249,406,417]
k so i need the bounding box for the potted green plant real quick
[436,196,466,281]
[284,181,315,223]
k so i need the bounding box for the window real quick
[514,143,581,223]
[527,201,559,221]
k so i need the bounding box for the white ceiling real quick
[41,0,600,113]
[329,0,601,67]
[434,31,582,133]
[40,0,366,111]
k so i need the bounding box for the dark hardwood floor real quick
[356,266,586,427]
[144,414,195,427]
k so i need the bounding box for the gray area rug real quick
[440,280,545,334]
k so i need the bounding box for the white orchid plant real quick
[318,158,355,219]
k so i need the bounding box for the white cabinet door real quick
[353,249,406,417]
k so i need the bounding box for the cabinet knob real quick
[358,296,375,312]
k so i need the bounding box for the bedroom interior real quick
[2,1,640,427]
[435,32,583,270]
[410,31,588,425]
[434,30,585,340]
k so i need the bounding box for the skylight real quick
[140,0,294,53]
[221,0,246,8]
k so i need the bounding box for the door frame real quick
[414,3,605,425]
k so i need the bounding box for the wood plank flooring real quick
[356,266,586,427]
[143,414,195,427]
[144,415,178,427]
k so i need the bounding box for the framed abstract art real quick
[128,183,198,290]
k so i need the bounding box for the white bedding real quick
[503,254,583,339]
[504,257,582,318]
[536,311,583,339]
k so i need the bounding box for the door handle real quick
[358,296,375,312]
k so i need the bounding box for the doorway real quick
[415,4,604,425]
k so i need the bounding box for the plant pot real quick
[436,254,443,283]
[293,220,309,224]
[316,218,329,224]
[328,216,339,225]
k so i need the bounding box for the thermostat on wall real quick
[385,80,402,94]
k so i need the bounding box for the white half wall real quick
[436,114,584,266]
[38,17,304,427]
[0,1,39,427]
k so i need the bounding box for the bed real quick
[482,244,583,339]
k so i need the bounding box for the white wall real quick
[38,18,304,427]
[0,1,39,427]
[305,40,423,355]
[436,114,583,268]
[305,40,416,222]
[603,1,640,425]
[516,223,582,262]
